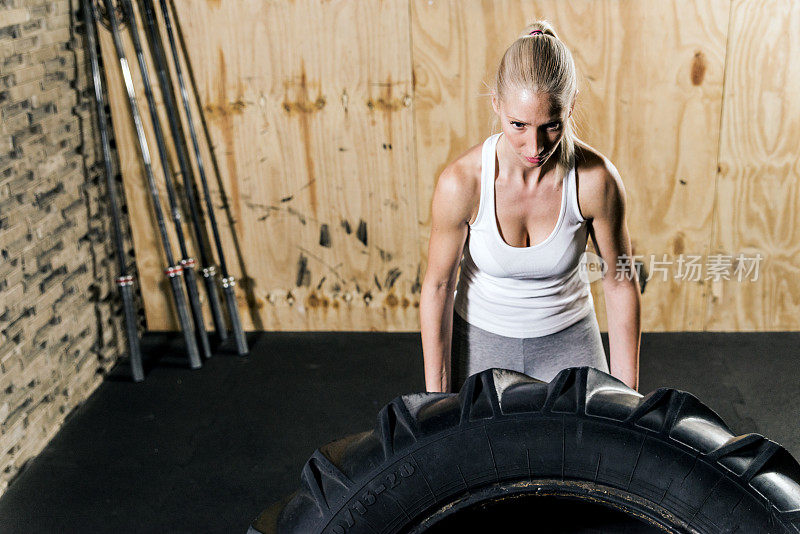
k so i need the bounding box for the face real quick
[492,88,572,169]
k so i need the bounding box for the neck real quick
[497,133,559,186]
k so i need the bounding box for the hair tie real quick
[529,30,543,35]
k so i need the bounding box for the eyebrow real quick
[508,116,561,126]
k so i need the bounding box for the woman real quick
[420,21,641,394]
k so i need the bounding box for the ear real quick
[491,92,499,115]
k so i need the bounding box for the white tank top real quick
[453,132,595,338]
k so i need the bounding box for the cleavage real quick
[494,180,561,248]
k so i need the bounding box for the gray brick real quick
[2,53,26,71]
[37,26,67,46]
[11,35,36,54]
[2,97,30,119]
[0,38,15,58]
[0,0,141,496]
[0,109,29,134]
[44,14,69,31]
[27,42,56,64]
[1,8,30,27]
[5,61,39,84]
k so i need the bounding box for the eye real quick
[547,122,562,131]
[510,121,525,129]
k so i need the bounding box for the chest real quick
[494,178,565,248]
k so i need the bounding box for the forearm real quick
[420,282,455,393]
[603,280,641,390]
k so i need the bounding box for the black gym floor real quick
[0,329,798,533]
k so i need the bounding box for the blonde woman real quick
[420,21,641,393]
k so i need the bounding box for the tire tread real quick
[253,367,800,534]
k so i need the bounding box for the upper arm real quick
[423,163,477,289]
[583,160,635,287]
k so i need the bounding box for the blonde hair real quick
[492,20,579,176]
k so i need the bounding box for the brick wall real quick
[0,0,143,495]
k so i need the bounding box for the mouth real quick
[525,155,543,164]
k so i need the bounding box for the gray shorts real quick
[450,311,609,392]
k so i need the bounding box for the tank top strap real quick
[566,163,585,224]
[470,133,502,229]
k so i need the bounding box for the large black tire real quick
[249,367,800,533]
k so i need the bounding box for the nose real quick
[529,129,545,156]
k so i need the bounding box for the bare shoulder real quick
[574,140,627,221]
[434,141,483,225]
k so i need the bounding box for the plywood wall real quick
[706,0,800,330]
[98,0,800,332]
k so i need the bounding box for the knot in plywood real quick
[366,94,411,111]
[282,96,326,114]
